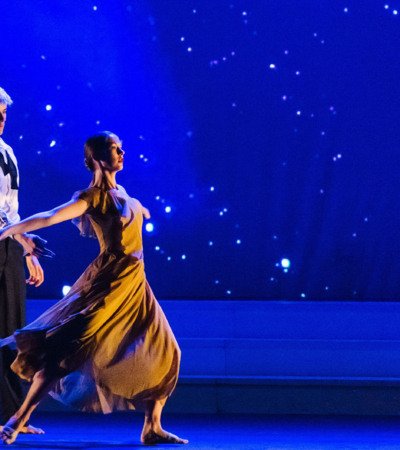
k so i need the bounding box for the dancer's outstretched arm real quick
[0,198,89,240]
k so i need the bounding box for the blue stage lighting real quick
[281,258,291,269]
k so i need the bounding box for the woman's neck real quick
[90,169,118,190]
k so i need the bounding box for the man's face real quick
[0,103,7,136]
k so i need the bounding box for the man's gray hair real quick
[0,87,13,106]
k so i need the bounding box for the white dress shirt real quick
[0,137,20,228]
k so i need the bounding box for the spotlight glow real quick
[145,222,154,232]
[281,258,291,269]
[62,285,71,296]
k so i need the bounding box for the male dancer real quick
[0,86,53,434]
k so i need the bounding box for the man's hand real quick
[14,233,55,258]
[25,255,44,287]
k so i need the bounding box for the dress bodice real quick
[72,186,144,256]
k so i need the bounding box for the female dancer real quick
[0,131,188,445]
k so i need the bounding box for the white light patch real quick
[62,285,71,296]
[45,104,52,111]
[145,222,154,233]
[281,258,291,269]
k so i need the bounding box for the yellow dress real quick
[10,186,181,413]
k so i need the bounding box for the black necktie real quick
[0,151,18,190]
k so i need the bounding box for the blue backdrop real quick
[2,1,400,300]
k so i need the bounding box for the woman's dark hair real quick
[84,131,116,172]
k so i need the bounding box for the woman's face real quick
[101,135,125,172]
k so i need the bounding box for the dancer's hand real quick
[142,206,151,220]
[14,233,55,258]
[25,255,44,287]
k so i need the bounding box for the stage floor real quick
[6,411,400,449]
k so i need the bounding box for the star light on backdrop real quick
[62,285,71,296]
[2,1,400,300]
[145,223,154,233]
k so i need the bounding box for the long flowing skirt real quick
[9,252,180,413]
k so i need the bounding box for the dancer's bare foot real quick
[0,417,27,445]
[0,425,18,445]
[21,424,45,435]
[141,428,188,445]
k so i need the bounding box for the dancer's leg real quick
[0,367,60,445]
[141,398,188,445]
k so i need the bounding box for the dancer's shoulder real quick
[116,184,127,194]
[71,186,100,205]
